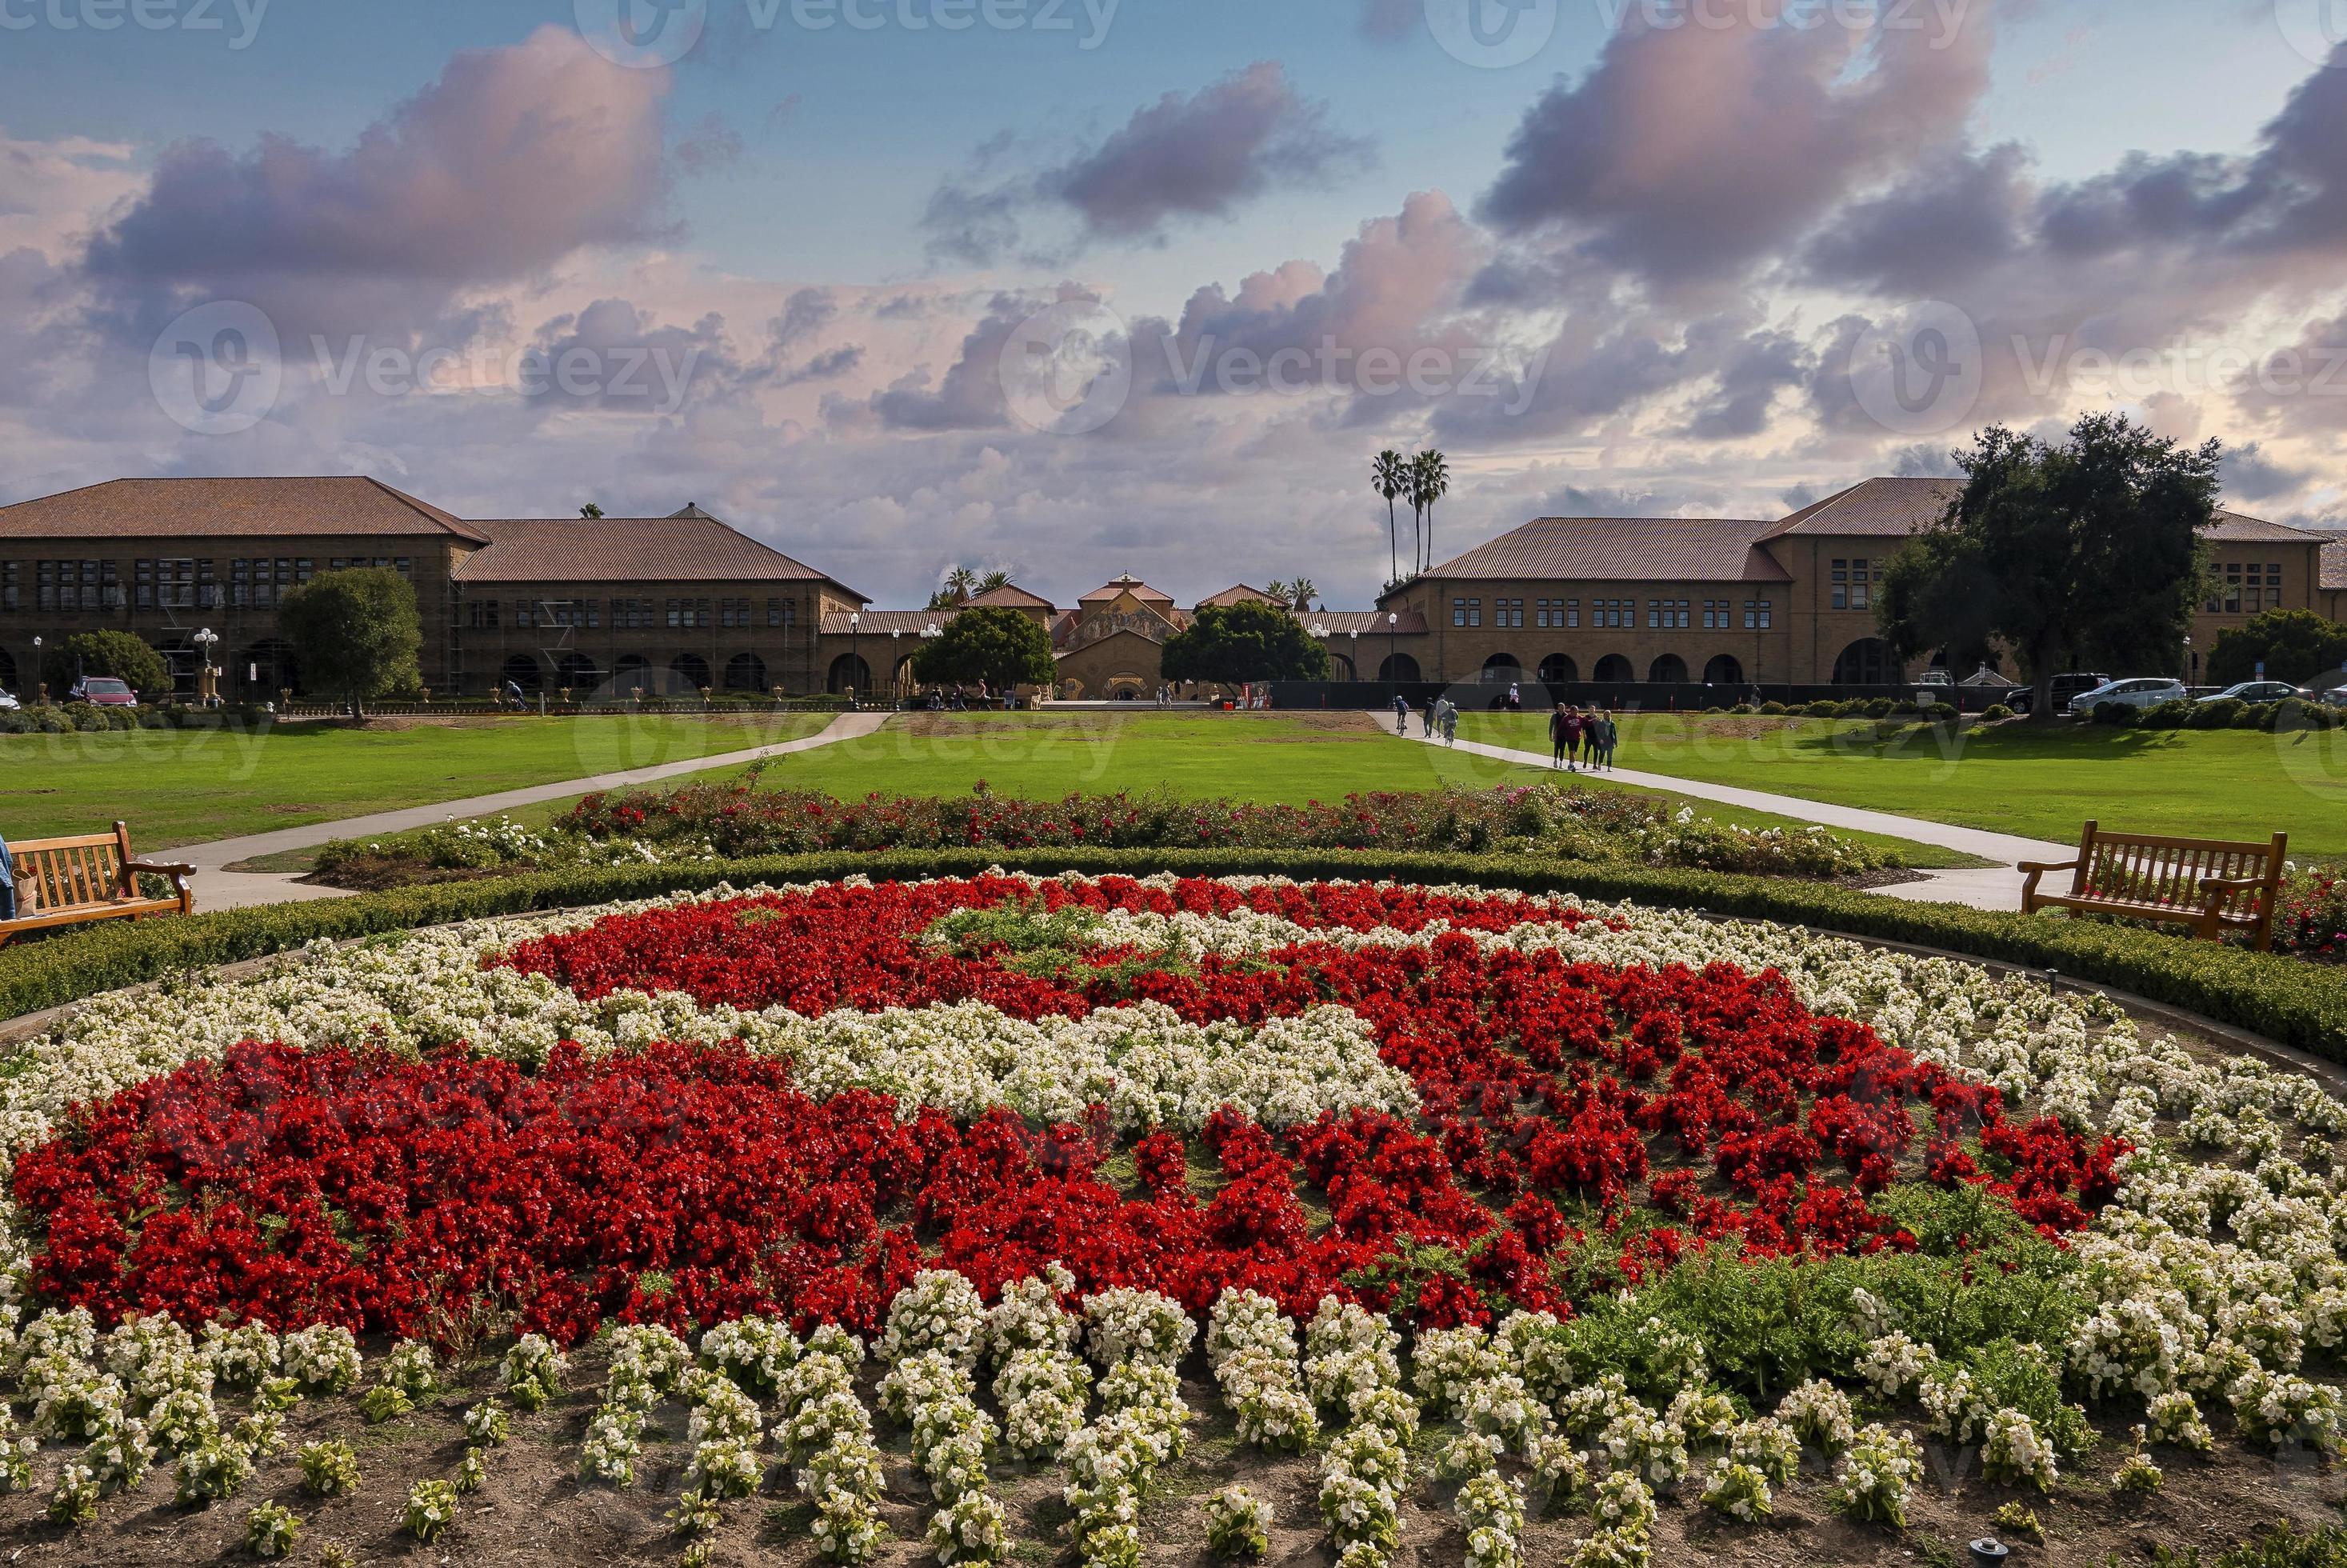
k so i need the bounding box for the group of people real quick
[1390,692,1464,744]
[1548,703,1619,771]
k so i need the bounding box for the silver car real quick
[2197,680,2307,704]
[2068,677,2187,714]
[0,687,17,712]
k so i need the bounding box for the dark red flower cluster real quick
[14,878,2121,1342]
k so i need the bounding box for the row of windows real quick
[0,557,419,612]
[2209,562,2288,615]
[1457,595,1771,630]
[1830,558,1873,612]
[468,596,802,632]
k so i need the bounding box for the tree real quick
[1284,577,1317,610]
[1161,599,1331,685]
[1877,414,2218,721]
[42,630,169,698]
[579,502,604,518]
[910,606,1054,690]
[1409,450,1449,573]
[278,567,424,718]
[2207,608,2347,686]
[1372,449,1409,587]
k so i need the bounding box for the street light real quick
[848,611,862,706]
[1370,610,1389,709]
[194,627,219,707]
[890,626,902,703]
[1348,628,1358,684]
[2184,634,2197,686]
[30,636,40,704]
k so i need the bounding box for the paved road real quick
[178,710,894,910]
[1407,730,2069,910]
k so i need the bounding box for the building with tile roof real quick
[0,481,863,700]
[1377,481,2343,689]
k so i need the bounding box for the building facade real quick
[1377,478,2346,690]
[1,472,2339,703]
[0,478,862,701]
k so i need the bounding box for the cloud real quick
[770,286,838,351]
[674,114,745,176]
[1355,0,1419,37]
[2220,439,2312,502]
[78,26,670,342]
[923,63,1373,262]
[1478,6,1994,289]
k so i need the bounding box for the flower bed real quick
[5,870,2346,1559]
[310,779,1899,889]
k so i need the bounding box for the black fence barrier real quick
[1268,680,2016,713]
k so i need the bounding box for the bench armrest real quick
[2014,858,2078,874]
[123,859,196,877]
[2197,874,2266,894]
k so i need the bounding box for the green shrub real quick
[2089,701,2135,726]
[1862,698,1895,718]
[2187,698,2241,730]
[2141,699,2192,727]
[2237,701,2277,730]
[1980,703,2013,721]
[1802,699,1840,718]
[1758,701,1787,715]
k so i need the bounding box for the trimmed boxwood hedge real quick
[3,848,2343,1061]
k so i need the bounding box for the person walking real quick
[1507,680,1522,713]
[1547,702,1569,769]
[1595,710,1618,770]
[1421,697,1436,737]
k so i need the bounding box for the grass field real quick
[0,712,834,848]
[1461,710,2347,858]
[303,710,1969,868]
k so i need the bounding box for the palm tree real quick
[1411,450,1449,573]
[1264,578,1291,608]
[943,565,979,602]
[1286,577,1317,611]
[1371,450,1408,588]
[976,568,1012,594]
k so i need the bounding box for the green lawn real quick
[0,712,834,849]
[312,711,1969,868]
[1461,711,2347,858]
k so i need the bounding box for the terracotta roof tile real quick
[2321,538,2347,590]
[0,476,488,542]
[2205,510,2331,544]
[1423,516,1793,583]
[819,609,952,635]
[1078,573,1175,604]
[1758,477,1960,539]
[454,512,854,593]
[1310,610,1429,635]
[1195,584,1280,609]
[966,583,1055,610]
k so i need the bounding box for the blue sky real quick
[2,0,2342,605]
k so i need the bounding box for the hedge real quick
[4,848,2344,1062]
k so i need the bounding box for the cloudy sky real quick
[3,0,2344,605]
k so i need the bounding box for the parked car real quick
[2008,671,2112,716]
[2196,680,2308,704]
[67,676,138,708]
[2322,684,2347,706]
[2068,677,2186,715]
[0,687,17,712]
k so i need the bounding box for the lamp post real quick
[1370,610,1389,709]
[2184,635,2197,687]
[848,611,861,707]
[194,627,219,707]
[890,626,902,705]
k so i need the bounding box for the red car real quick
[69,676,138,707]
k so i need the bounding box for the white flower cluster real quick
[1206,1290,1317,1452]
[882,1268,988,1370]
[282,1324,361,1394]
[1062,1301,1193,1568]
[498,1333,566,1413]
[778,1327,884,1565]
[1082,1287,1195,1371]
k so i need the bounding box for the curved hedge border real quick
[3,848,2343,1059]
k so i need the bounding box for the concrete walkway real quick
[1409,730,2070,910]
[179,710,894,910]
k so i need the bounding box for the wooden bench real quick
[2019,820,2286,950]
[0,822,194,946]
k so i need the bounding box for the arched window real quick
[1703,654,1744,686]
[1592,653,1633,683]
[670,653,712,692]
[1481,652,1521,684]
[1537,654,1577,685]
[1646,654,1688,684]
[724,652,768,693]
[1377,653,1421,682]
[556,653,602,694]
[501,654,543,692]
[0,647,16,694]
[828,654,873,694]
[1831,638,1894,686]
[613,654,652,695]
